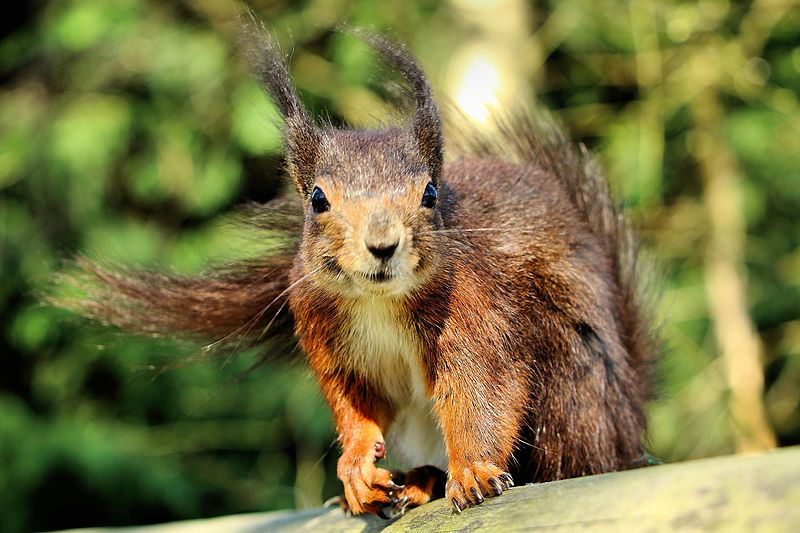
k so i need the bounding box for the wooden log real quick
[57,446,800,532]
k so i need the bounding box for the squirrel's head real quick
[243,22,444,297]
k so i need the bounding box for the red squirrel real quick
[60,20,656,517]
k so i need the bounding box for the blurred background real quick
[1,0,799,530]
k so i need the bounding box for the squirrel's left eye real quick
[421,182,437,208]
[311,186,330,214]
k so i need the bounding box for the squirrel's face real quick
[298,130,443,297]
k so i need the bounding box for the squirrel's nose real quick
[367,241,398,260]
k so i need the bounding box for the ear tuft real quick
[351,29,443,185]
[238,10,320,196]
[284,115,321,198]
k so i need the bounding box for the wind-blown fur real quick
[54,200,301,348]
[54,21,657,516]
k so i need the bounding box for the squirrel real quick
[58,19,656,517]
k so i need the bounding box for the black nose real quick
[367,242,398,260]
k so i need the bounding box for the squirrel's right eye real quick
[311,186,330,214]
[421,182,437,209]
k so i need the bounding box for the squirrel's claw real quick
[386,480,405,491]
[487,477,504,496]
[323,494,344,508]
[446,461,513,512]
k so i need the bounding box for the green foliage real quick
[1,0,799,531]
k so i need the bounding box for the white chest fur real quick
[343,297,448,470]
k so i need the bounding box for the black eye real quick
[421,182,437,208]
[311,186,330,214]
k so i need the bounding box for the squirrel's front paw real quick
[446,461,514,513]
[337,457,403,516]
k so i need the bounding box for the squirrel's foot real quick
[337,455,403,516]
[445,461,514,513]
[381,465,446,518]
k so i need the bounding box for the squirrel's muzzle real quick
[364,211,403,263]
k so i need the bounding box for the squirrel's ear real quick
[357,31,443,186]
[238,12,320,197]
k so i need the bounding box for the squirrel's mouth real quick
[325,259,400,288]
[355,270,393,284]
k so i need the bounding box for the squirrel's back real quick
[446,116,655,391]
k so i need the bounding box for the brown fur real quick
[53,19,657,516]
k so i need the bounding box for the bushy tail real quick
[49,200,302,351]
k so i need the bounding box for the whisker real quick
[256,298,289,342]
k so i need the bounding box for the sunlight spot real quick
[454,55,501,124]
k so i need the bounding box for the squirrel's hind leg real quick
[387,465,447,516]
